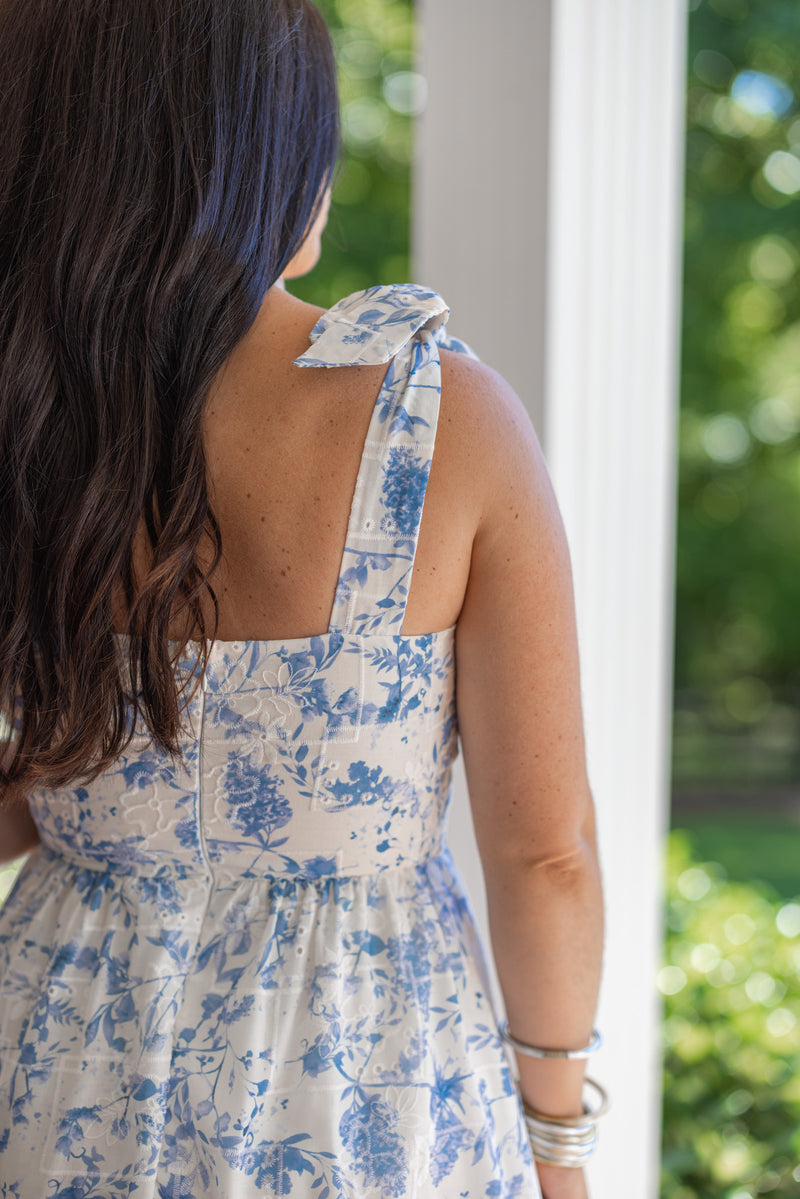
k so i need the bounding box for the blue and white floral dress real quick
[0,285,541,1198]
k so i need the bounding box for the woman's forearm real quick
[484,832,604,1118]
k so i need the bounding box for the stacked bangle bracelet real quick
[521,1078,609,1168]
[498,1021,610,1169]
[498,1021,602,1060]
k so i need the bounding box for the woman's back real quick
[112,284,481,644]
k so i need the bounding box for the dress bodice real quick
[26,284,476,884]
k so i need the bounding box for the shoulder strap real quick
[294,284,478,636]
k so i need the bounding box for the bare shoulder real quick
[438,348,529,453]
[438,347,560,543]
[439,346,528,430]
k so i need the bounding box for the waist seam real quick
[34,839,452,883]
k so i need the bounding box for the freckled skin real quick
[109,188,493,654]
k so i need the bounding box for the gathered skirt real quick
[0,843,541,1197]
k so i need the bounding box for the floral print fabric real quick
[0,285,541,1197]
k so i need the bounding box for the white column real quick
[413,0,552,420]
[414,2,687,1195]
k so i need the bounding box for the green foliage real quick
[289,0,415,309]
[661,830,800,1197]
[675,811,800,900]
[675,0,800,785]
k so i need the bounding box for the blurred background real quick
[2,0,800,1194]
[664,3,800,1196]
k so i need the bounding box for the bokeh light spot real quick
[658,966,688,996]
[763,150,800,195]
[748,234,798,285]
[727,282,784,331]
[723,1088,753,1116]
[693,49,734,88]
[714,1138,756,1184]
[731,70,793,119]
[678,866,712,900]
[690,942,722,973]
[766,1007,796,1036]
[708,959,737,987]
[337,36,381,79]
[701,413,751,464]
[776,903,800,937]
[383,71,427,116]
[749,395,798,444]
[710,95,759,137]
[724,913,755,945]
[342,97,389,147]
[744,970,778,1004]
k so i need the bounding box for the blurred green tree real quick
[289,0,416,309]
[674,0,800,788]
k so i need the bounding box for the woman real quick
[0,1,605,1196]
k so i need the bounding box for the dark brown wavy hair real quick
[0,0,339,795]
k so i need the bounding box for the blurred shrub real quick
[661,831,800,1197]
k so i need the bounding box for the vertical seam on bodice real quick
[196,671,213,877]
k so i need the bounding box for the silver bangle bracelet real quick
[525,1119,599,1168]
[519,1075,610,1169]
[530,1141,597,1168]
[524,1115,597,1143]
[521,1076,611,1125]
[499,1020,602,1060]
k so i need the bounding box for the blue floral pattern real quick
[0,285,540,1197]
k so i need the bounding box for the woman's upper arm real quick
[443,350,596,873]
